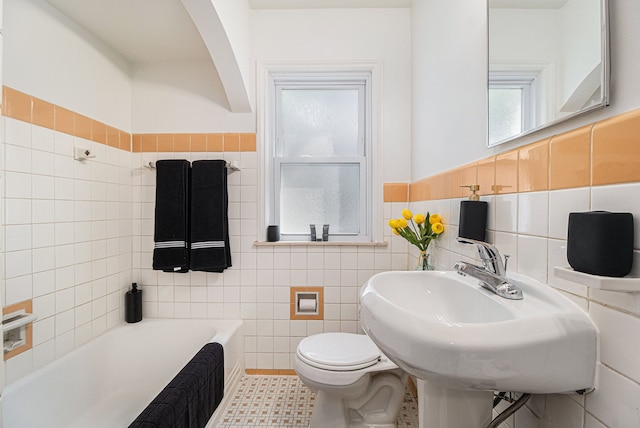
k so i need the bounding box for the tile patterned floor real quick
[217,375,419,428]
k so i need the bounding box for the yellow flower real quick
[388,219,398,229]
[414,214,425,225]
[401,209,413,220]
[429,214,442,225]
[432,222,444,234]
[397,218,408,229]
[392,229,399,235]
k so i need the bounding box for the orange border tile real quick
[494,150,518,194]
[223,133,240,152]
[4,87,32,123]
[207,134,224,152]
[191,134,207,152]
[549,125,592,190]
[157,134,174,152]
[592,108,640,186]
[174,134,191,152]
[74,114,92,141]
[54,106,75,135]
[141,134,158,152]
[518,139,549,192]
[449,163,478,199]
[240,133,257,152]
[31,98,55,129]
[383,183,409,202]
[477,156,496,196]
[91,120,107,145]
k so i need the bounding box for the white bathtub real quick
[2,318,244,428]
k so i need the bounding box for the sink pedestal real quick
[417,379,493,428]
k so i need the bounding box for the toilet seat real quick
[297,333,380,371]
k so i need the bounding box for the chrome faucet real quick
[454,237,523,300]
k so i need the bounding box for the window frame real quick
[268,72,372,242]
[489,72,539,142]
[256,61,383,245]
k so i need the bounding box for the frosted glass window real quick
[279,89,360,157]
[269,71,371,241]
[279,164,360,235]
[488,88,523,145]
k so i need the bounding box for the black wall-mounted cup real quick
[267,225,280,242]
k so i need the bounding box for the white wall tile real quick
[32,174,55,199]
[586,364,640,427]
[516,235,548,283]
[6,199,32,224]
[6,225,32,252]
[548,187,591,240]
[5,117,31,148]
[591,183,640,249]
[5,172,32,199]
[518,191,549,237]
[31,125,55,153]
[494,194,518,233]
[590,303,640,383]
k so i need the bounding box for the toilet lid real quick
[297,333,380,371]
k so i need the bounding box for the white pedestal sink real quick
[359,270,598,428]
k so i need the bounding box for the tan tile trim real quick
[407,106,640,201]
[131,133,257,153]
[2,86,258,154]
[3,300,34,361]
[245,369,298,376]
[3,86,132,152]
[383,183,409,202]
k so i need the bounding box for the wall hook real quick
[74,147,96,161]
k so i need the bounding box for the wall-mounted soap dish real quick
[554,266,640,292]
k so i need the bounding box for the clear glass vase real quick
[416,250,433,271]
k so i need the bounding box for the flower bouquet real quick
[388,209,445,270]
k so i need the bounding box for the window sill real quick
[253,241,388,247]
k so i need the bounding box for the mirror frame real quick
[487,0,610,147]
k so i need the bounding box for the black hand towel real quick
[129,342,225,428]
[190,160,231,272]
[153,160,191,273]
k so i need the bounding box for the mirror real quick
[488,0,609,146]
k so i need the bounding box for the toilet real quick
[295,332,407,428]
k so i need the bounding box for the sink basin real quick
[360,270,598,394]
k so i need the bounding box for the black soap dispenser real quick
[125,283,143,323]
[458,185,488,242]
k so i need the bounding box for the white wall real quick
[131,61,254,133]
[2,0,133,384]
[252,8,412,183]
[413,0,640,178]
[3,0,132,131]
[411,0,488,179]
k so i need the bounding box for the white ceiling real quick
[44,0,211,62]
[249,0,411,9]
[44,0,412,64]
[489,0,570,9]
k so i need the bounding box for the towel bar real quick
[143,160,240,172]
[2,311,37,333]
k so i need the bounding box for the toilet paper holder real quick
[296,292,318,315]
[290,287,324,320]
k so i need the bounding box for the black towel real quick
[153,160,191,273]
[129,342,225,428]
[189,160,231,272]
